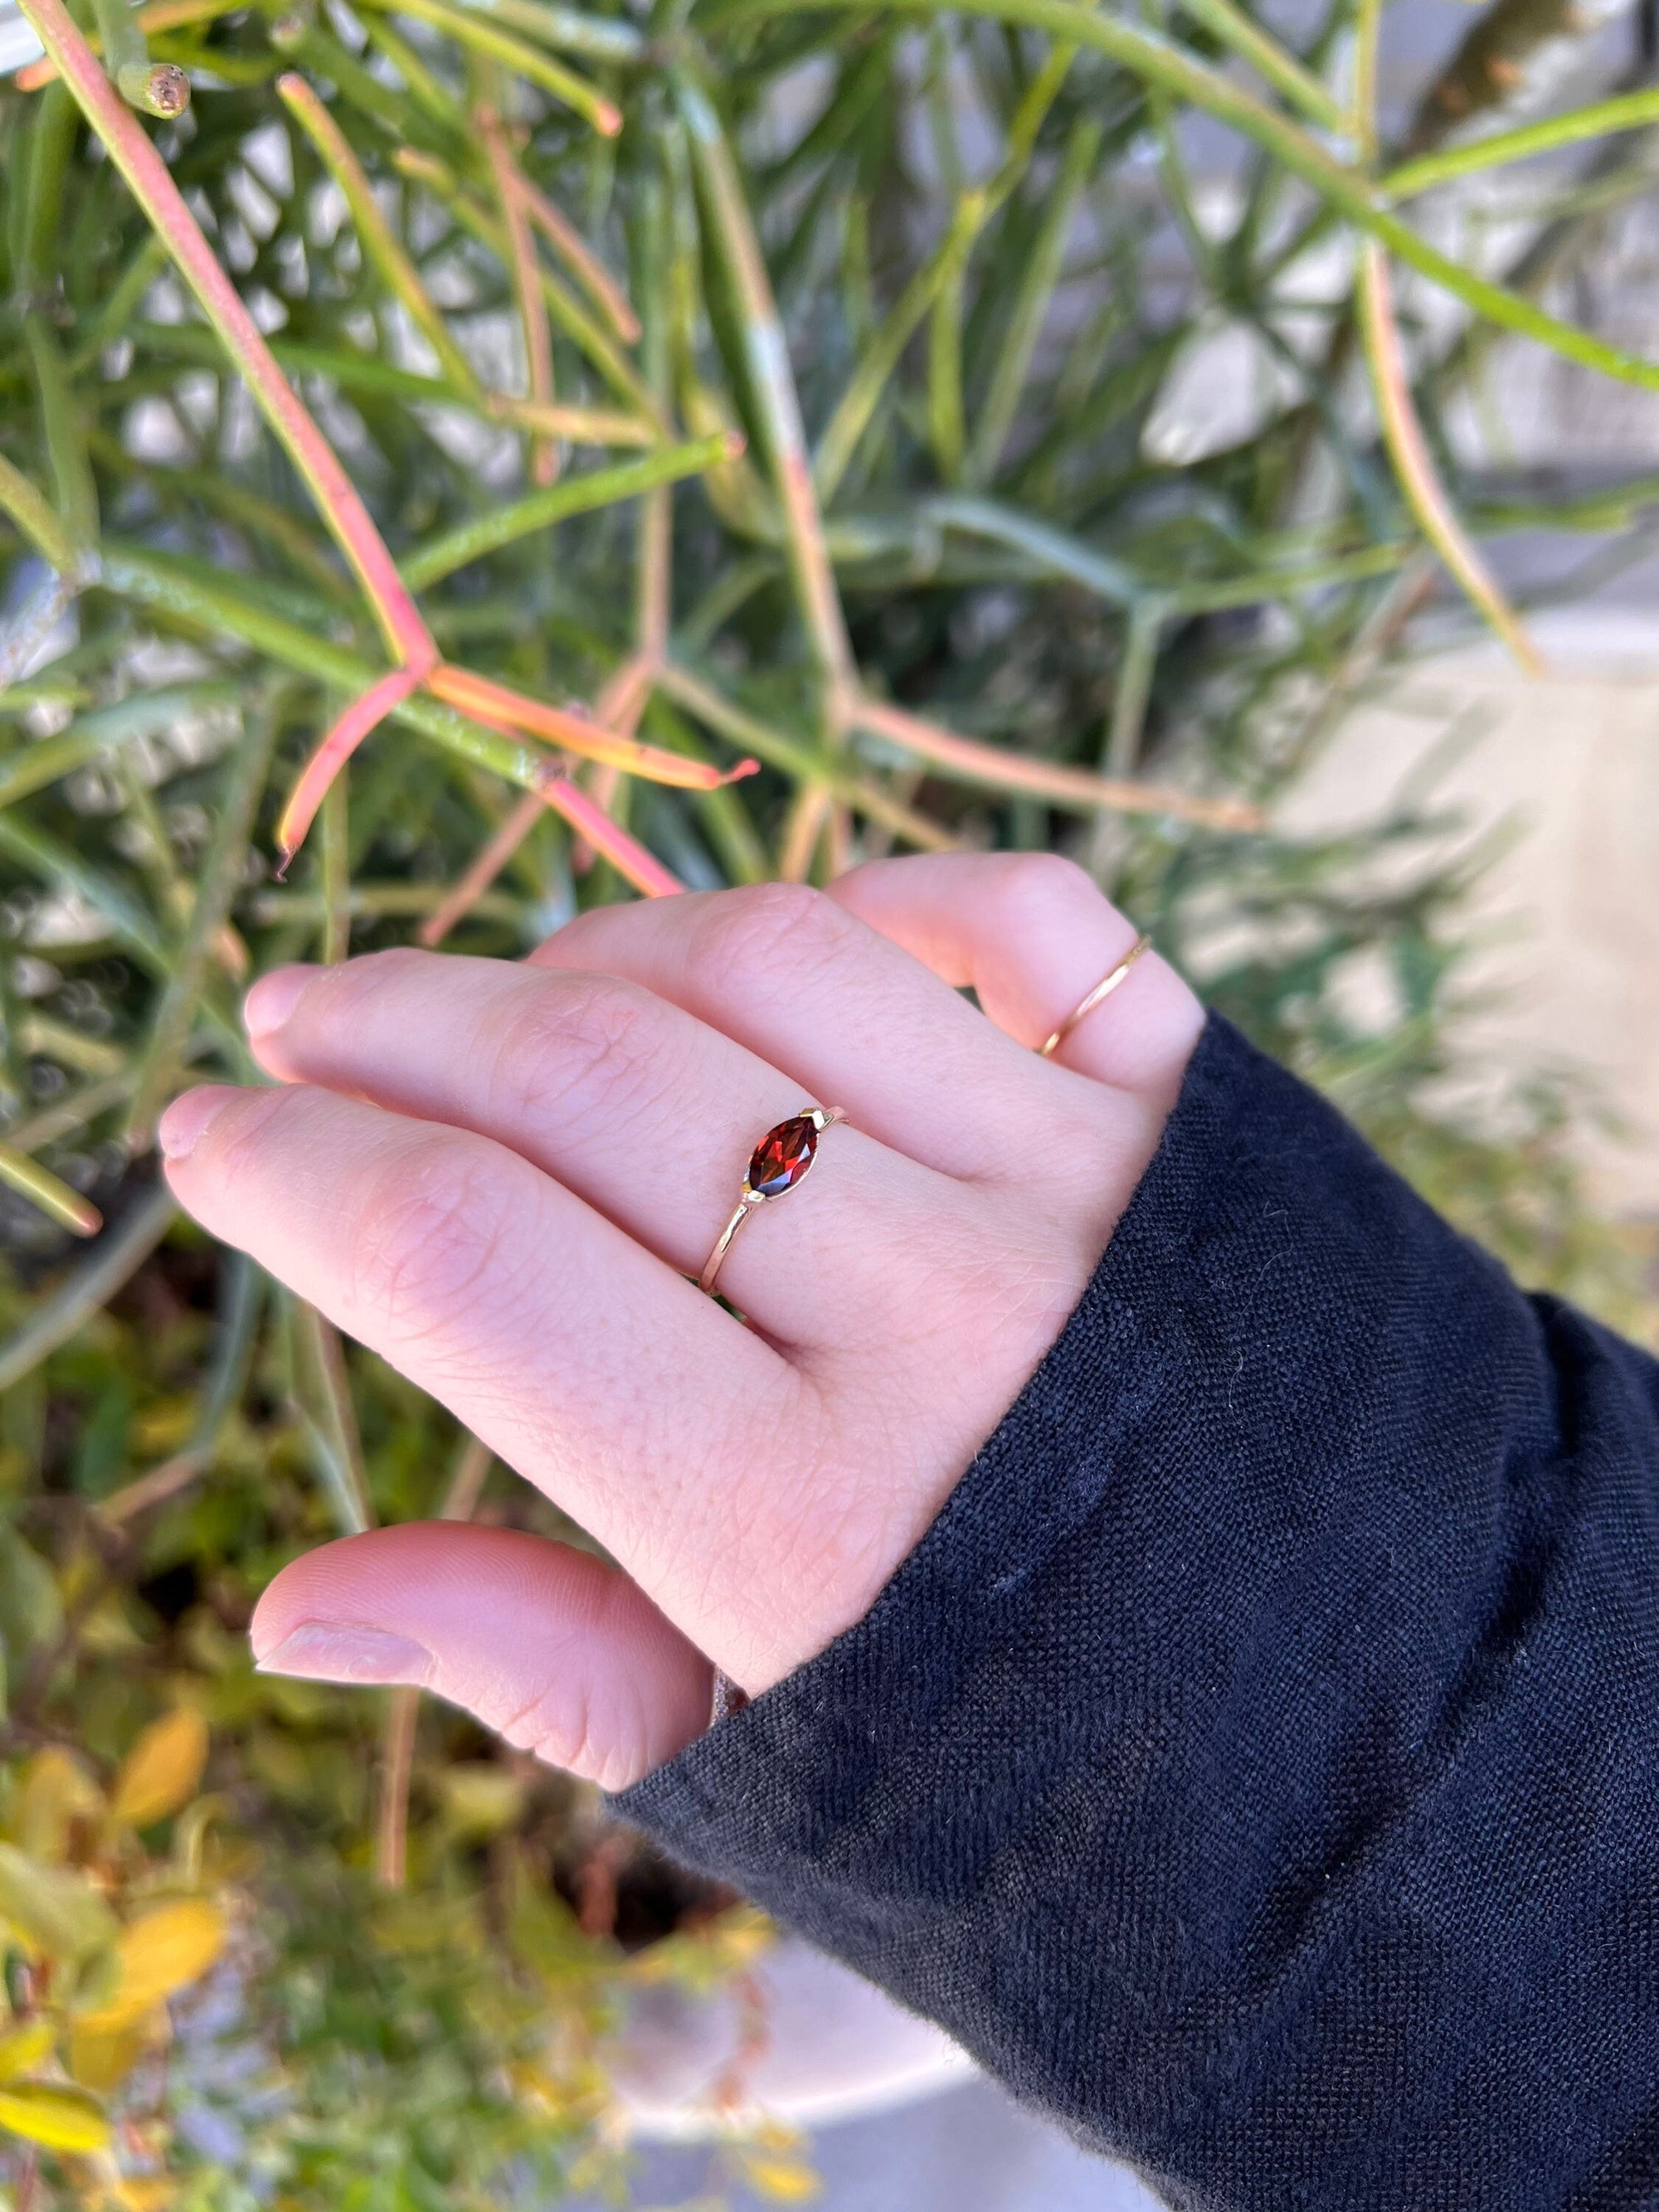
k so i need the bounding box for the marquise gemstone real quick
[747,1115,819,1198]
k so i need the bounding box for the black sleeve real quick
[612,1013,1659,2210]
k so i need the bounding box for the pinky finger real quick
[251,1523,713,1792]
[829,853,1204,1107]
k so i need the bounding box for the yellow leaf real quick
[0,2020,54,2084]
[738,2152,821,2203]
[15,1748,104,1864]
[109,1711,208,1830]
[0,2081,110,2154]
[75,1899,226,2033]
[68,2006,167,2093]
[113,2182,177,2212]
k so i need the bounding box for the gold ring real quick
[1038,933,1153,1059]
[698,1106,847,1298]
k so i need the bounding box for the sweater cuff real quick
[610,1007,1251,1868]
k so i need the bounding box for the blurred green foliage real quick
[0,0,1656,2195]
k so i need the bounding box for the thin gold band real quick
[698,1106,847,1298]
[1038,933,1153,1059]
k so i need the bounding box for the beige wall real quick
[1279,610,1659,1215]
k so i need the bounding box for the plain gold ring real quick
[698,1106,848,1298]
[1038,933,1153,1060]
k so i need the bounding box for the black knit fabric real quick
[614,1014,1659,2209]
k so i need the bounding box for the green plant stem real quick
[713,0,1659,394]
[125,705,280,1145]
[319,778,351,965]
[277,74,485,405]
[675,74,858,704]
[1175,0,1347,129]
[1383,85,1659,197]
[0,1184,177,1393]
[351,0,621,132]
[966,117,1102,489]
[0,1144,102,1237]
[401,437,732,589]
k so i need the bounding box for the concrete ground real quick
[602,2075,1164,2210]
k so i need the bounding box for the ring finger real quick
[241,947,971,1353]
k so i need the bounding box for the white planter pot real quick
[605,1936,977,2142]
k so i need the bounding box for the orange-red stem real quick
[275,667,426,870]
[537,771,683,899]
[427,666,756,790]
[17,0,435,673]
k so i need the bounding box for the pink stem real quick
[517,170,642,344]
[538,771,684,899]
[17,0,435,673]
[275,667,425,870]
[480,108,559,489]
[416,789,544,948]
[854,698,1264,831]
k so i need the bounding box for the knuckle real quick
[690,880,853,995]
[481,974,656,1133]
[344,1137,516,1338]
[990,850,1105,926]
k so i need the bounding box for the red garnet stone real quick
[747,1115,819,1198]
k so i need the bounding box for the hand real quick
[159,854,1204,1789]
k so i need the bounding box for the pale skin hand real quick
[158,853,1204,1791]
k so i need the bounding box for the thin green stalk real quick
[319,778,351,965]
[965,117,1102,488]
[1086,600,1164,874]
[813,37,1078,502]
[285,1293,374,1536]
[356,12,463,132]
[126,705,280,1145]
[1356,243,1542,673]
[7,1070,137,1157]
[927,214,973,484]
[17,1014,126,1079]
[917,495,1141,605]
[66,234,166,372]
[87,0,189,112]
[23,315,97,554]
[812,195,980,502]
[277,74,484,404]
[0,686,236,809]
[0,811,169,975]
[351,0,621,133]
[656,661,958,852]
[714,0,1659,394]
[0,1143,102,1237]
[1175,0,1346,130]
[446,0,645,60]
[403,441,730,587]
[16,78,77,300]
[0,454,85,579]
[392,150,659,421]
[675,75,858,700]
[0,1184,176,1393]
[1384,86,1659,198]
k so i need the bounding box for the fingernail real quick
[244,965,317,1043]
[255,1622,434,1687]
[157,1086,235,1162]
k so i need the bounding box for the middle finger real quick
[243,947,971,1352]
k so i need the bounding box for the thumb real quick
[251,1523,714,1791]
